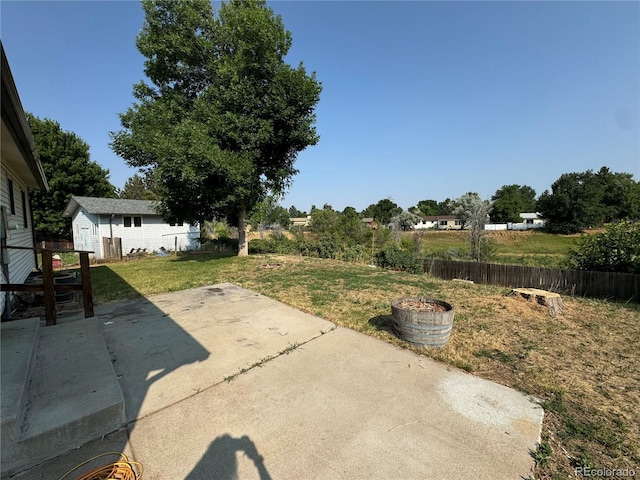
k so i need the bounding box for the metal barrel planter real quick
[391,297,454,348]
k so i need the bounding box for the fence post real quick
[79,252,94,318]
[41,250,56,326]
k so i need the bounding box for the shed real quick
[62,196,200,259]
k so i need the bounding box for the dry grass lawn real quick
[89,253,640,478]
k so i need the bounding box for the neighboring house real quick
[484,213,547,231]
[1,43,49,317]
[361,217,378,229]
[414,216,463,230]
[62,196,200,259]
[290,216,311,227]
[519,212,546,228]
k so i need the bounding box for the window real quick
[8,179,15,215]
[170,221,184,227]
[455,220,462,226]
[526,219,534,225]
[21,190,28,227]
[439,220,448,226]
[133,216,142,227]
[124,216,132,228]
[92,223,98,236]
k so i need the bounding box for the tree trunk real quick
[238,204,249,257]
[507,288,565,316]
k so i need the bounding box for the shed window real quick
[21,191,28,227]
[133,216,142,227]
[8,179,15,215]
[124,216,132,228]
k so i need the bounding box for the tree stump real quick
[507,288,565,316]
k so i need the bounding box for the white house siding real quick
[413,221,437,230]
[1,159,37,285]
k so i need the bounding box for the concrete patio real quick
[2,283,544,479]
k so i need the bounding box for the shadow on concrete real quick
[367,314,396,335]
[185,434,271,480]
[9,265,213,477]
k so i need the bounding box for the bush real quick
[375,245,423,274]
[248,238,274,254]
[200,237,238,253]
[338,244,369,263]
[316,233,340,259]
[566,221,640,273]
[248,235,296,255]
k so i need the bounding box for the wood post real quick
[0,246,95,325]
[79,252,94,318]
[41,249,56,326]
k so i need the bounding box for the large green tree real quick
[26,114,116,241]
[110,0,321,256]
[361,198,402,225]
[309,204,338,233]
[249,195,290,231]
[537,167,639,233]
[409,199,454,217]
[490,184,537,223]
[119,172,160,200]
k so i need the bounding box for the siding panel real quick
[1,158,37,284]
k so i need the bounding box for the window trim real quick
[8,178,15,215]
[133,216,142,227]
[123,216,132,228]
[21,190,28,227]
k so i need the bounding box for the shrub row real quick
[248,234,424,273]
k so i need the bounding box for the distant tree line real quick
[23,111,638,250]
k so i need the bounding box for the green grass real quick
[78,253,640,478]
[415,230,580,268]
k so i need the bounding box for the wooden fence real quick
[423,259,639,302]
[41,240,73,250]
[102,237,122,260]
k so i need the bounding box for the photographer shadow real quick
[186,434,271,480]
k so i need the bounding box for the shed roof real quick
[63,196,160,217]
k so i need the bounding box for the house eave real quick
[1,43,48,192]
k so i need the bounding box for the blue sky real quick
[2,1,638,213]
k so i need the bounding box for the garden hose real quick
[57,452,143,480]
